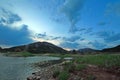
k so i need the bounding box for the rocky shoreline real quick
[27,57,73,80]
[27,58,120,80]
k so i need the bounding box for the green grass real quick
[20,52,34,57]
[63,61,75,72]
[52,54,120,79]
[6,51,34,57]
[48,54,73,58]
[75,54,120,68]
[87,75,96,80]
[58,71,69,80]
[53,69,60,78]
[75,64,87,71]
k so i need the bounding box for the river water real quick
[0,54,60,80]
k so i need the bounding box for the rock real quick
[35,76,41,80]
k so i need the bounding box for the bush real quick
[58,71,69,80]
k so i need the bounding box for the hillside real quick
[2,42,67,54]
[102,45,120,52]
[78,48,99,54]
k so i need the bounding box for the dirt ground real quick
[68,65,120,80]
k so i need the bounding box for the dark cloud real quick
[96,31,120,43]
[0,24,33,46]
[0,8,21,25]
[60,0,86,33]
[52,37,61,40]
[68,27,93,34]
[35,32,62,40]
[0,8,33,47]
[98,22,107,26]
[88,40,107,50]
[105,2,120,16]
[84,27,93,34]
[105,33,120,43]
[36,32,47,38]
[64,36,81,42]
[60,41,79,49]
[35,33,82,42]
[80,38,85,41]
[69,27,86,33]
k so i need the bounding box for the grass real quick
[5,51,34,57]
[47,54,73,58]
[87,75,96,80]
[63,61,75,72]
[51,53,120,79]
[53,69,60,78]
[75,64,87,71]
[19,52,34,57]
[58,71,69,80]
[74,54,120,68]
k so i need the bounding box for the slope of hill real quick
[102,45,120,52]
[2,42,67,54]
[78,48,98,53]
[0,47,2,52]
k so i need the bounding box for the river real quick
[0,53,60,80]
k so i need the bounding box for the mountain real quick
[78,48,99,54]
[0,47,2,52]
[2,42,67,54]
[102,45,120,52]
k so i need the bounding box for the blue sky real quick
[0,0,120,50]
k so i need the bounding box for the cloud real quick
[64,36,81,42]
[84,27,93,34]
[0,8,21,25]
[60,0,86,33]
[35,33,82,42]
[34,32,61,41]
[36,32,47,38]
[105,2,120,16]
[105,33,120,43]
[67,27,93,34]
[34,33,84,49]
[60,41,79,49]
[88,40,107,50]
[0,24,33,46]
[0,8,33,47]
[98,22,107,26]
[96,31,120,43]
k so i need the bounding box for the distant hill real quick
[78,48,99,54]
[102,45,120,52]
[2,42,67,54]
[0,47,2,52]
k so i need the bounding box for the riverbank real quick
[27,54,120,80]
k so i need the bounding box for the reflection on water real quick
[0,54,60,80]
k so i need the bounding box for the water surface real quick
[0,53,60,80]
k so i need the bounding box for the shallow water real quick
[0,53,60,80]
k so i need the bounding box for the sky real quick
[0,0,120,50]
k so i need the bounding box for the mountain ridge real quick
[101,45,120,52]
[1,42,67,54]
